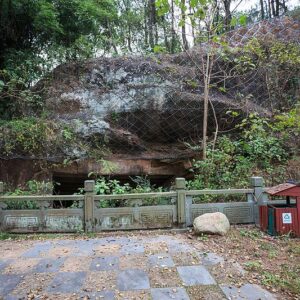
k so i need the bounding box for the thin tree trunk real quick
[162,16,170,51]
[282,0,287,13]
[148,0,156,49]
[271,0,276,17]
[223,0,232,30]
[275,0,279,16]
[144,1,149,48]
[127,29,133,52]
[267,0,272,18]
[202,52,211,160]
[260,0,265,19]
[181,0,189,50]
[189,3,195,46]
[171,0,176,53]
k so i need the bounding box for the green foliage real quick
[88,176,166,208]
[262,267,300,295]
[239,228,263,240]
[0,0,118,119]
[244,260,263,272]
[4,180,54,209]
[94,178,131,196]
[0,232,13,240]
[0,0,118,62]
[237,39,300,108]
[153,45,168,54]
[0,117,76,157]
[188,113,290,194]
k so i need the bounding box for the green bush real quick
[88,176,167,208]
[4,180,54,209]
[0,117,75,157]
[188,113,290,197]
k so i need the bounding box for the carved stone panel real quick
[191,203,254,224]
[140,211,173,228]
[45,215,83,231]
[223,205,253,223]
[191,207,219,221]
[4,215,39,229]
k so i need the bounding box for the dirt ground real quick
[190,225,300,299]
[0,225,299,300]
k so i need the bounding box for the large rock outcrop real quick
[3,17,299,186]
[35,53,268,160]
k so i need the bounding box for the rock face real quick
[1,50,270,185]
[5,17,299,186]
[35,52,269,160]
[193,212,230,236]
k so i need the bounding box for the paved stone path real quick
[0,235,276,300]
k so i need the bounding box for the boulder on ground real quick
[193,212,230,236]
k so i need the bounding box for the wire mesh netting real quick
[36,16,299,159]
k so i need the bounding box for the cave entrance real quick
[53,173,174,195]
[109,175,174,189]
[53,173,89,195]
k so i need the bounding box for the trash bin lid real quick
[267,183,300,197]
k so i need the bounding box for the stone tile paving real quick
[0,235,277,300]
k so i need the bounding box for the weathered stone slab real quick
[22,242,52,258]
[201,252,224,266]
[151,287,190,300]
[47,272,86,293]
[72,240,95,256]
[2,294,26,300]
[177,266,216,286]
[90,256,119,271]
[97,237,133,245]
[145,235,174,244]
[81,290,115,300]
[120,243,145,254]
[148,253,175,268]
[0,260,13,273]
[0,274,22,296]
[117,269,150,291]
[220,284,277,300]
[167,240,194,253]
[34,257,65,273]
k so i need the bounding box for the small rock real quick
[193,212,230,236]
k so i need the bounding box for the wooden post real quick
[250,176,267,226]
[0,182,3,194]
[84,180,95,233]
[176,178,187,227]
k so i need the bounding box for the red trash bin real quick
[259,183,300,237]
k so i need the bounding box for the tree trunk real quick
[171,0,176,53]
[202,51,211,160]
[148,0,156,49]
[267,0,272,18]
[282,0,287,13]
[162,16,170,51]
[181,0,189,50]
[271,0,276,17]
[275,0,279,16]
[144,1,149,48]
[223,0,232,30]
[260,0,265,19]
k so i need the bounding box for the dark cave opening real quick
[53,173,175,195]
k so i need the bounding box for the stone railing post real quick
[250,176,268,226]
[176,178,187,227]
[84,180,95,233]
